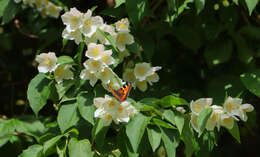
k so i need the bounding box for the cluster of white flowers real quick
[123,62,161,92]
[61,8,134,52]
[35,52,74,84]
[14,0,62,18]
[190,97,254,132]
[94,95,138,126]
[80,43,120,88]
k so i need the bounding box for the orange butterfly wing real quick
[108,83,132,102]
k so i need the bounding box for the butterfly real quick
[107,82,133,102]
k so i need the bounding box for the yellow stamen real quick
[117,34,126,43]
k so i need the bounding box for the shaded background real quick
[0,0,259,156]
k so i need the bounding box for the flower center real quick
[223,117,232,124]
[91,61,99,68]
[55,67,64,76]
[101,69,108,77]
[44,58,52,66]
[117,34,126,43]
[138,68,145,75]
[119,23,127,29]
[105,113,112,120]
[108,100,116,107]
[84,19,92,27]
[71,16,79,24]
[92,48,99,56]
[102,55,109,63]
[118,106,124,113]
[194,104,202,112]
[227,103,235,111]
[192,116,198,125]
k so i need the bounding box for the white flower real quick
[123,68,136,83]
[134,62,153,81]
[205,105,224,131]
[35,0,49,11]
[115,18,130,32]
[107,77,123,90]
[85,43,105,60]
[190,113,199,133]
[46,2,62,18]
[80,68,98,87]
[190,98,212,115]
[239,104,254,121]
[85,33,98,45]
[115,32,134,51]
[146,66,161,85]
[61,7,83,32]
[80,10,103,37]
[136,80,148,92]
[83,59,104,73]
[94,95,137,126]
[95,24,117,45]
[14,0,22,3]
[35,52,57,73]
[146,73,160,85]
[96,67,114,84]
[223,96,241,117]
[62,28,83,44]
[100,50,115,65]
[220,114,234,129]
[22,0,34,7]
[54,64,74,84]
[176,106,186,114]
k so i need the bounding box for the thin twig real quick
[14,19,38,39]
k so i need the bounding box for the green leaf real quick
[228,121,241,143]
[97,29,118,52]
[245,0,259,15]
[43,135,64,156]
[233,0,238,5]
[68,138,93,157]
[27,74,51,116]
[115,0,125,8]
[19,145,43,157]
[91,119,109,150]
[56,141,67,157]
[57,103,79,133]
[57,56,74,65]
[194,0,205,14]
[198,108,213,136]
[240,69,260,98]
[2,0,20,24]
[152,118,177,129]
[117,128,139,157]
[77,92,95,125]
[0,119,16,147]
[181,115,199,157]
[0,0,9,18]
[160,128,179,157]
[158,95,188,108]
[126,114,151,152]
[147,126,161,152]
[125,0,150,26]
[14,116,46,138]
[55,80,75,100]
[204,39,233,67]
[162,110,175,125]
[174,111,185,135]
